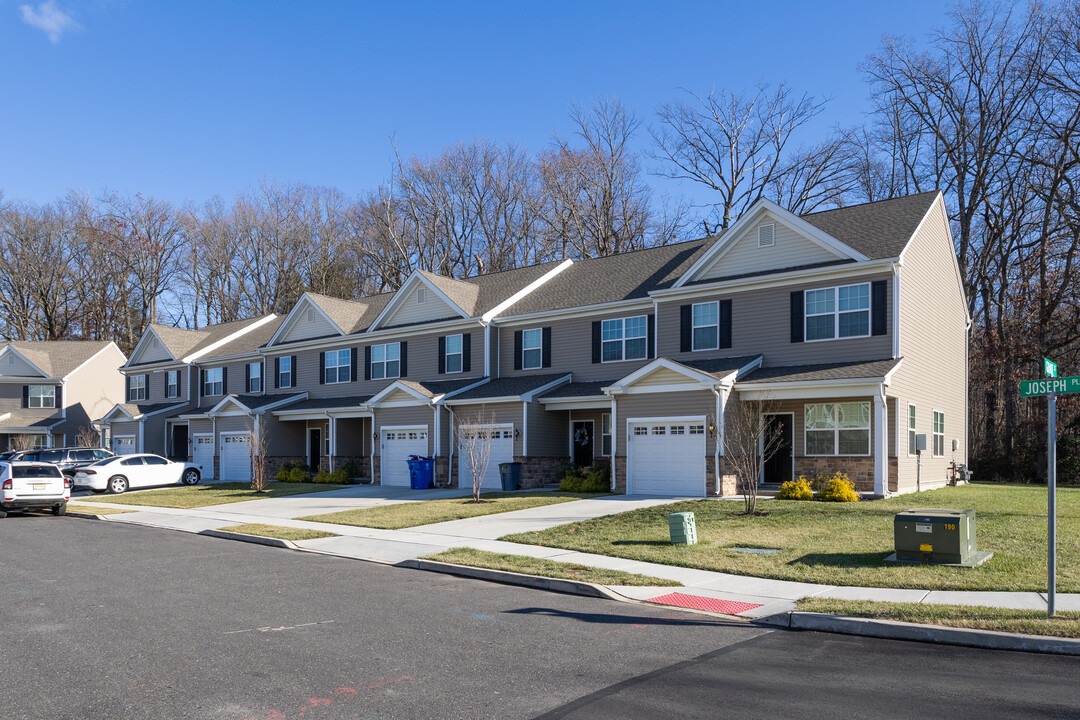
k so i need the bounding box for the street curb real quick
[399,559,626,601]
[198,528,299,550]
[756,612,1080,656]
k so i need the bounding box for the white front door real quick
[627,419,706,496]
[381,427,428,486]
[219,433,251,483]
[193,435,215,480]
[113,436,136,456]
[458,424,514,490]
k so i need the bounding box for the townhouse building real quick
[97,191,969,496]
[0,340,126,449]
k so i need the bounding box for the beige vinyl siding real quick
[453,402,523,456]
[132,335,172,365]
[526,402,567,456]
[497,309,654,382]
[615,391,716,455]
[0,354,45,377]
[632,367,692,387]
[567,408,609,460]
[280,304,341,343]
[658,272,894,366]
[375,406,433,456]
[890,199,968,492]
[700,217,842,280]
[382,284,461,327]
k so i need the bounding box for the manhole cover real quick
[729,547,780,554]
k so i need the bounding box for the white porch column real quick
[874,391,888,496]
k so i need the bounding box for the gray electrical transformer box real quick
[891,508,991,566]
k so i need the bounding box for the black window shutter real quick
[176,369,182,396]
[680,305,692,352]
[514,330,523,371]
[221,369,227,395]
[22,384,29,408]
[319,352,325,385]
[350,347,358,382]
[400,342,408,377]
[274,357,280,389]
[200,369,206,398]
[647,314,656,358]
[364,346,371,381]
[245,363,251,392]
[542,327,552,368]
[291,356,297,388]
[790,291,804,343]
[54,384,62,409]
[462,333,471,372]
[871,280,888,336]
[125,376,132,403]
[719,299,732,349]
[438,336,446,374]
[591,321,601,364]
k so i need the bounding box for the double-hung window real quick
[204,368,223,396]
[602,413,612,455]
[278,356,293,388]
[692,302,718,351]
[248,362,262,393]
[129,375,147,402]
[805,283,870,341]
[602,316,648,362]
[166,370,179,399]
[805,402,870,456]
[521,329,542,370]
[324,349,351,384]
[29,385,56,409]
[908,404,917,456]
[932,411,945,457]
[371,343,400,380]
[444,334,463,373]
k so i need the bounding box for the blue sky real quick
[0,1,953,208]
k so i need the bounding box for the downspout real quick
[521,401,528,457]
[484,322,492,378]
[711,386,723,496]
[138,419,144,454]
[254,413,261,476]
[328,413,335,471]
[609,395,617,492]
[448,406,455,489]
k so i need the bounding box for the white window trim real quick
[130,375,147,402]
[522,328,543,370]
[804,402,872,457]
[324,349,352,384]
[371,342,400,381]
[691,301,719,352]
[932,409,945,458]
[602,413,612,456]
[445,334,463,374]
[278,357,293,389]
[907,403,917,457]
[204,367,223,397]
[248,362,262,393]
[805,282,872,343]
[166,370,179,399]
[601,316,648,363]
[29,384,56,409]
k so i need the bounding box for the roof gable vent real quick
[306,308,315,323]
[417,287,427,304]
[758,223,775,248]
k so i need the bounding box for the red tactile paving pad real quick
[646,592,762,615]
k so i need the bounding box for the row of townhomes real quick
[93,191,969,497]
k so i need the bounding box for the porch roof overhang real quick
[273,395,374,420]
[99,401,189,423]
[603,355,762,396]
[733,358,902,400]
[537,380,613,410]
[182,393,306,420]
[441,374,571,406]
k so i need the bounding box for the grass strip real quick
[66,503,134,515]
[220,523,337,541]
[423,547,680,587]
[78,482,344,509]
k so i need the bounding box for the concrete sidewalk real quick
[72,490,1080,618]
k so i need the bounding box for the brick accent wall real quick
[709,456,738,496]
[370,455,382,486]
[433,456,450,487]
[265,456,308,480]
[514,456,570,489]
[613,456,627,494]
[332,455,370,480]
[793,456,877,492]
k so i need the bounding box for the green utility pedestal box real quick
[888,508,992,567]
[668,512,697,545]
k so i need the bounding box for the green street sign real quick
[1045,358,1058,378]
[1021,376,1080,397]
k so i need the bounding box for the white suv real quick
[0,462,70,517]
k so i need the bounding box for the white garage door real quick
[628,420,706,496]
[193,435,215,480]
[113,436,135,456]
[381,427,428,487]
[458,425,514,491]
[219,433,251,483]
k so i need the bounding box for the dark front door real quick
[171,425,189,461]
[309,429,322,470]
[572,421,594,467]
[763,414,793,485]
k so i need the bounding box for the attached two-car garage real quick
[626,419,706,496]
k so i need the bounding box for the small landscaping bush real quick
[814,472,860,502]
[275,461,312,483]
[313,468,348,484]
[559,461,610,492]
[777,476,814,500]
[340,459,362,482]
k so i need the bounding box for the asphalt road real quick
[3,515,1079,720]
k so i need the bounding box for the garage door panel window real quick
[805,402,870,456]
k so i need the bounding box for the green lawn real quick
[798,597,1080,639]
[221,523,337,541]
[79,482,344,509]
[423,548,680,587]
[300,491,606,529]
[503,484,1080,592]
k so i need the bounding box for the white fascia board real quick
[538,399,611,410]
[126,327,173,368]
[367,381,432,406]
[652,258,898,303]
[369,272,471,332]
[736,381,885,401]
[443,395,521,407]
[249,392,309,415]
[736,355,764,379]
[99,404,136,422]
[492,297,653,327]
[141,402,190,418]
[608,382,720,395]
[260,317,483,357]
[65,342,125,381]
[481,259,574,323]
[882,358,903,385]
[612,358,719,388]
[183,314,278,363]
[432,377,492,405]
[521,374,573,402]
[123,360,189,374]
[193,350,263,366]
[0,346,48,377]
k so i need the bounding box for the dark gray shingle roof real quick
[539,380,615,400]
[229,393,304,411]
[114,402,188,419]
[275,395,372,412]
[445,374,569,402]
[679,355,764,379]
[196,317,284,361]
[738,358,902,384]
[801,192,939,260]
[400,377,488,399]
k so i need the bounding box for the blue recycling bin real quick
[407,456,434,490]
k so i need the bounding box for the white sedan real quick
[74,454,201,494]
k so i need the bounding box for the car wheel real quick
[52,504,66,516]
[181,469,200,486]
[107,476,129,494]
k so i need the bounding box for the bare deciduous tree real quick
[458,407,497,502]
[249,419,272,493]
[76,425,99,448]
[723,396,784,515]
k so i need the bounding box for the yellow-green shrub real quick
[313,468,348,484]
[815,473,860,502]
[274,462,311,483]
[777,476,814,500]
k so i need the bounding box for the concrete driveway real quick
[199,483,474,519]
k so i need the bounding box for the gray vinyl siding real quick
[0,354,44,377]
[266,417,306,456]
[374,406,433,456]
[453,402,523,456]
[497,308,654,382]
[526,401,566,456]
[108,420,141,450]
[334,417,368,456]
[0,383,63,423]
[140,414,169,455]
[280,306,339,344]
[889,199,968,492]
[383,284,461,326]
[188,419,213,437]
[658,273,894,366]
[132,334,172,364]
[615,391,716,456]
[215,415,253,434]
[198,361,250,408]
